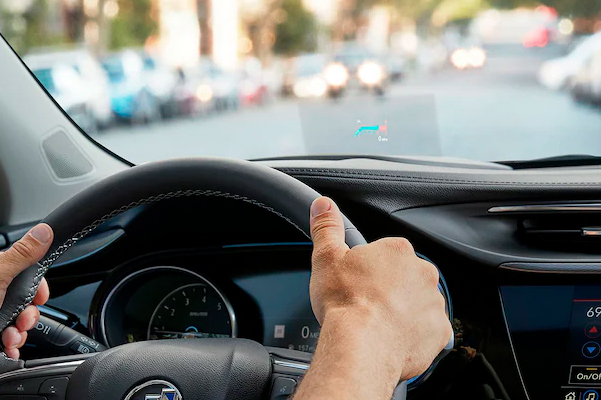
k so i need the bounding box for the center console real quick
[501,286,601,400]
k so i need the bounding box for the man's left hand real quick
[0,224,53,359]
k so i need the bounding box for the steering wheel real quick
[0,158,443,400]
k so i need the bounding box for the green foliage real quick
[0,0,66,54]
[489,0,601,17]
[273,0,317,56]
[110,0,157,50]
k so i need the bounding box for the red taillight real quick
[523,27,549,48]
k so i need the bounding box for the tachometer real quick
[147,282,235,340]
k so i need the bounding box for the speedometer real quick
[147,282,236,340]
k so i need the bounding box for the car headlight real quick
[323,63,349,87]
[196,84,213,102]
[451,49,470,69]
[468,47,486,68]
[357,61,384,85]
[293,77,327,98]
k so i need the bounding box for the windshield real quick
[2,1,601,164]
[32,68,56,94]
[101,57,126,83]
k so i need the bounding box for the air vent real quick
[488,204,601,253]
[515,211,601,252]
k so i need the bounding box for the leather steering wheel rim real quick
[0,157,366,360]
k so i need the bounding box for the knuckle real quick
[422,261,439,285]
[9,240,37,262]
[382,237,414,254]
[440,322,454,348]
[311,215,341,235]
[437,293,447,310]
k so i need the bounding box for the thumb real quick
[0,224,53,290]
[310,197,348,262]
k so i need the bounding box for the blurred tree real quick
[0,0,67,54]
[489,0,601,18]
[110,0,157,50]
[273,0,317,55]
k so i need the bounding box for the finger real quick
[17,331,27,349]
[32,278,49,306]
[2,326,21,350]
[15,305,39,332]
[0,224,53,297]
[310,197,348,262]
[4,348,19,360]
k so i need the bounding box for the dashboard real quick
[11,158,601,400]
[97,259,322,353]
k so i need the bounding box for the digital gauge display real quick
[234,271,321,353]
[148,283,235,340]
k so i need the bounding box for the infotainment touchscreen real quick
[501,286,601,400]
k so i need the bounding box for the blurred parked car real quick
[197,58,240,111]
[177,68,216,116]
[570,50,601,104]
[24,49,113,129]
[101,51,161,125]
[281,54,328,98]
[334,43,388,95]
[239,57,269,106]
[30,64,97,133]
[385,53,406,81]
[538,31,601,90]
[139,53,184,118]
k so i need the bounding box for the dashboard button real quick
[583,342,601,358]
[0,378,45,394]
[584,389,599,400]
[570,366,601,385]
[270,377,297,399]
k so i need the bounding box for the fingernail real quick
[26,314,36,331]
[29,224,51,244]
[311,197,331,218]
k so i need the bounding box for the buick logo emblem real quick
[124,380,182,400]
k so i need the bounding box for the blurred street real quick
[97,44,601,163]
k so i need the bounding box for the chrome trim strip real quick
[38,305,69,322]
[499,263,601,274]
[582,228,601,237]
[273,359,310,371]
[488,204,601,214]
[0,360,85,381]
[498,288,530,400]
[99,266,237,347]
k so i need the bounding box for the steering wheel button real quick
[270,377,297,399]
[0,377,45,394]
[39,376,69,398]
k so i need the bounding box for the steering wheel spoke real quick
[0,354,92,399]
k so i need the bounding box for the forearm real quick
[293,307,402,400]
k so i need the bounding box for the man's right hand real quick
[296,197,451,399]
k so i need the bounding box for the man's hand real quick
[294,197,451,400]
[0,224,52,359]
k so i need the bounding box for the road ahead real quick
[96,45,601,164]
